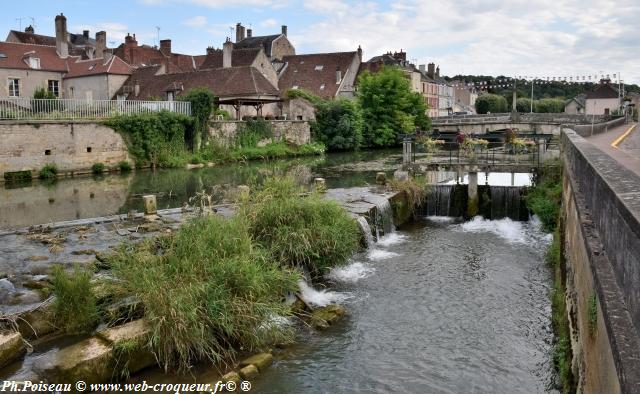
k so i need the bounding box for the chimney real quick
[281,25,288,37]
[206,46,215,55]
[336,69,342,84]
[223,38,233,68]
[247,28,252,38]
[55,13,69,58]
[419,64,426,73]
[393,50,406,62]
[427,63,435,78]
[235,23,246,42]
[160,39,172,56]
[357,45,362,62]
[25,25,34,34]
[95,31,106,59]
[125,33,137,46]
[83,30,89,39]
[436,66,440,78]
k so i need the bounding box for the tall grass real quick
[242,176,360,276]
[109,215,298,372]
[51,265,98,334]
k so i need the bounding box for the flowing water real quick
[253,216,556,393]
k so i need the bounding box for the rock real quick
[138,222,163,233]
[0,331,25,368]
[33,337,115,384]
[10,289,43,305]
[239,353,273,372]
[238,364,259,380]
[23,275,50,290]
[96,319,151,346]
[17,304,56,339]
[71,249,97,256]
[314,178,327,193]
[393,170,409,181]
[142,195,157,216]
[116,229,130,236]
[0,278,16,303]
[221,371,241,392]
[376,172,386,185]
[26,256,49,262]
[49,244,64,254]
[310,304,346,330]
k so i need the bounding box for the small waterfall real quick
[424,185,453,216]
[356,216,375,248]
[297,279,351,307]
[373,199,395,240]
[490,186,523,220]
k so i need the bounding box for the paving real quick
[585,122,640,178]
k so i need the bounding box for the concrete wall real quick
[433,122,561,134]
[566,117,626,138]
[562,128,640,392]
[0,69,65,99]
[64,74,129,101]
[0,121,130,180]
[208,120,310,146]
[585,98,620,115]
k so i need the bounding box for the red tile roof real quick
[585,83,619,99]
[65,56,132,79]
[0,42,67,72]
[118,66,279,100]
[279,52,358,98]
[113,43,198,73]
[198,48,261,70]
[7,30,56,46]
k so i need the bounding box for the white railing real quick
[0,98,191,120]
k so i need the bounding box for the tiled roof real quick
[199,48,261,70]
[113,44,197,73]
[0,42,67,72]
[585,83,619,99]
[65,56,132,78]
[279,52,358,98]
[234,35,281,56]
[118,66,279,100]
[8,30,96,47]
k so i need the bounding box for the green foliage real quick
[588,294,598,333]
[243,176,361,276]
[117,161,132,172]
[91,162,105,174]
[357,67,430,147]
[525,159,562,232]
[516,98,533,112]
[475,93,508,114]
[213,108,232,120]
[38,163,58,179]
[387,176,427,215]
[312,99,364,151]
[32,87,57,100]
[104,111,193,168]
[4,170,32,182]
[535,98,565,113]
[178,88,215,150]
[109,214,298,372]
[235,119,274,148]
[51,265,98,334]
[283,88,325,106]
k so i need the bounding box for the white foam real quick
[425,216,457,224]
[458,216,552,245]
[297,280,352,307]
[367,249,400,261]
[376,232,408,247]
[327,261,375,283]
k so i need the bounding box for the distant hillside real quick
[446,75,640,102]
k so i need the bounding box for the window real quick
[167,91,175,101]
[314,65,324,71]
[48,80,60,97]
[0,53,6,59]
[8,78,20,97]
[28,57,40,69]
[69,87,75,98]
[320,84,325,90]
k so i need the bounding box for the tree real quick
[475,93,508,114]
[312,99,364,151]
[357,67,430,147]
[535,98,564,113]
[516,98,533,113]
[178,88,215,151]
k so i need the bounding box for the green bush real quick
[516,98,533,112]
[33,87,57,100]
[283,88,325,106]
[536,98,565,113]
[110,214,298,371]
[38,163,58,179]
[525,159,562,231]
[51,265,98,334]
[235,119,274,148]
[178,88,215,150]
[91,162,105,174]
[243,177,360,275]
[475,93,509,114]
[312,99,364,151]
[117,161,132,172]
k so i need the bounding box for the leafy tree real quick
[535,98,565,113]
[178,88,215,151]
[475,93,508,114]
[516,98,533,113]
[312,99,364,151]
[357,67,430,147]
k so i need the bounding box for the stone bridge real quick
[431,113,625,135]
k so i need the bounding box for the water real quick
[252,216,555,393]
[490,186,525,221]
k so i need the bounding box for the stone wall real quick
[208,120,311,146]
[566,117,627,138]
[562,128,640,392]
[0,120,130,180]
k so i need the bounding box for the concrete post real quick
[467,171,479,217]
[314,178,327,193]
[142,195,157,216]
[402,139,413,165]
[511,172,515,186]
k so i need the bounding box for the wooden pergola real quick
[218,95,282,120]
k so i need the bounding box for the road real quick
[586,121,640,177]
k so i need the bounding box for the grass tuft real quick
[51,264,98,334]
[38,163,58,179]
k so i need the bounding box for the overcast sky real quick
[2,0,638,83]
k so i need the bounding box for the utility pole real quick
[530,79,534,113]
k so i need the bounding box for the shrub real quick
[387,176,427,214]
[536,98,565,113]
[235,119,274,148]
[51,265,98,334]
[242,177,360,276]
[475,93,508,114]
[178,88,215,150]
[38,163,58,179]
[312,99,364,151]
[32,87,57,100]
[525,159,562,231]
[117,161,132,172]
[91,162,105,174]
[109,215,298,371]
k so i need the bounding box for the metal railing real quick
[0,98,191,120]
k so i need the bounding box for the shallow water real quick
[252,216,556,393]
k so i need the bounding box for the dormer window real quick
[315,65,324,71]
[28,57,40,69]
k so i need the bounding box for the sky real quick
[2,0,639,83]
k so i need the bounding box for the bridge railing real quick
[0,98,192,120]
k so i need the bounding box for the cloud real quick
[142,0,289,8]
[72,22,132,44]
[260,18,278,28]
[184,15,208,28]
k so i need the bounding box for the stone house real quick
[65,56,132,100]
[583,79,620,115]
[564,94,586,114]
[112,34,205,73]
[232,23,295,62]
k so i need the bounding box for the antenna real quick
[15,17,24,31]
[29,16,35,28]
